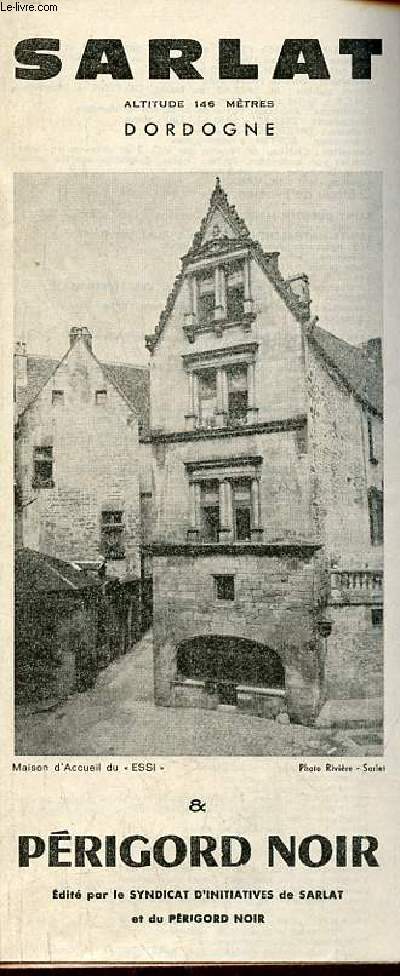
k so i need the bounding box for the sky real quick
[14,171,382,367]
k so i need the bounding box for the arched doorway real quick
[176,636,285,705]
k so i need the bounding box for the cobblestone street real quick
[15,631,382,757]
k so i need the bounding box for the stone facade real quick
[15,328,149,583]
[145,179,383,725]
[153,547,328,724]
[307,338,383,563]
[13,180,383,727]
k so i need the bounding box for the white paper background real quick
[1,0,399,963]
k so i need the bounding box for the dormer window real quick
[197,270,216,326]
[226,264,245,321]
[184,255,253,341]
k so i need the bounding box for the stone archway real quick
[176,635,285,708]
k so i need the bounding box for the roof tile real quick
[310,325,383,415]
[16,354,150,432]
[15,548,102,595]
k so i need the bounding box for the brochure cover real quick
[0,0,399,965]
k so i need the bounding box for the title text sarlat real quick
[14,38,382,81]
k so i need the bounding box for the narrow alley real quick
[15,631,382,757]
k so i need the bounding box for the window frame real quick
[183,342,258,431]
[367,417,378,465]
[371,607,383,627]
[198,368,218,427]
[199,480,220,542]
[197,268,216,326]
[226,363,249,425]
[51,389,64,406]
[214,574,235,602]
[100,509,126,560]
[226,264,246,322]
[186,456,263,545]
[368,487,384,546]
[95,389,108,406]
[32,446,54,489]
[232,478,252,542]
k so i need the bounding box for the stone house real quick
[144,178,383,725]
[14,327,150,662]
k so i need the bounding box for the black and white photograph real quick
[14,171,383,757]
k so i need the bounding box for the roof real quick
[16,355,59,415]
[15,548,102,597]
[145,177,311,353]
[101,362,150,433]
[15,352,150,433]
[186,175,251,256]
[310,325,383,415]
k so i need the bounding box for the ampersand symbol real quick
[189,798,206,812]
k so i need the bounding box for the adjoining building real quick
[14,326,151,666]
[145,178,383,725]
[15,548,102,706]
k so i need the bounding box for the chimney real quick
[69,326,92,352]
[14,340,28,389]
[362,337,382,369]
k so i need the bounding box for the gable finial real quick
[211,175,227,206]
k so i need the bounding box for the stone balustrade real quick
[330,569,383,605]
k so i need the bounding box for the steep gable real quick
[15,336,150,432]
[16,355,59,415]
[145,177,311,354]
[187,176,251,254]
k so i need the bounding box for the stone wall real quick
[151,428,311,545]
[307,341,383,564]
[150,253,307,434]
[325,605,383,700]
[153,548,327,724]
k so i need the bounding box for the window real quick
[187,457,262,544]
[368,488,383,546]
[226,265,245,321]
[233,479,252,541]
[101,510,125,559]
[200,481,219,542]
[371,608,383,627]
[95,389,107,405]
[296,423,308,455]
[198,270,216,326]
[214,575,235,601]
[227,365,248,424]
[32,446,53,488]
[198,369,217,426]
[52,390,64,405]
[367,418,378,464]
